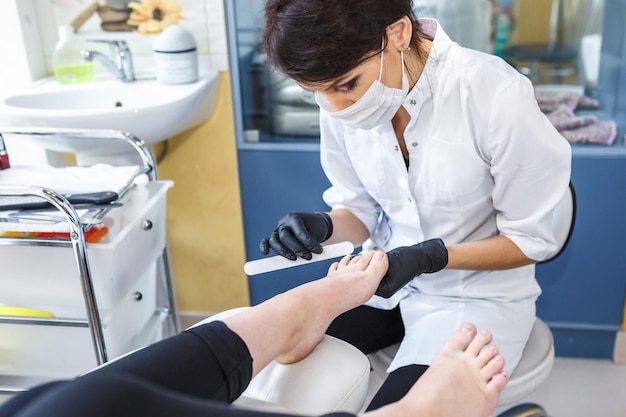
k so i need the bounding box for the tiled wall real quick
[46,0,229,72]
[205,0,229,71]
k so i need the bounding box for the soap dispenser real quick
[153,25,199,84]
[53,25,95,84]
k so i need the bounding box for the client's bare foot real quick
[367,323,508,417]
[225,250,388,375]
[276,251,388,363]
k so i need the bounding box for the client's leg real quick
[223,250,389,374]
[368,323,508,417]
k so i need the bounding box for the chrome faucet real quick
[82,40,135,82]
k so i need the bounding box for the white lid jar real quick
[153,25,199,84]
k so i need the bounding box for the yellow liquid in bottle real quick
[54,62,95,84]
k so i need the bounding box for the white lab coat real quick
[320,19,572,373]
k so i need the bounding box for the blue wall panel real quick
[535,150,626,358]
[238,149,333,304]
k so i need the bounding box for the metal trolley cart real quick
[0,128,179,393]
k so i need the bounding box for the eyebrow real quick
[312,73,357,93]
[331,76,358,91]
[296,68,360,92]
[297,75,353,92]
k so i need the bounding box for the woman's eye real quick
[339,78,358,93]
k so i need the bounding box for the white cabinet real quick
[0,129,178,392]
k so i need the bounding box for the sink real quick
[0,70,220,162]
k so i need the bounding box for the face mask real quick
[315,39,409,130]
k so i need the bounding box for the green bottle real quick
[494,14,510,58]
[53,25,94,84]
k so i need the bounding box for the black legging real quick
[0,321,353,417]
[326,305,429,411]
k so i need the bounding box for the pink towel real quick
[546,105,597,132]
[560,121,617,145]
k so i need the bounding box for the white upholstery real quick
[235,335,370,415]
[198,308,371,415]
[498,319,555,405]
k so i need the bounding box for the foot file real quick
[244,241,355,276]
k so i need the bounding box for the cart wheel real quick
[496,403,549,417]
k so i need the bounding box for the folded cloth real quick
[97,5,135,31]
[560,121,617,145]
[535,90,600,113]
[0,164,140,195]
[546,105,597,132]
[577,95,600,110]
[0,164,142,233]
[535,90,581,113]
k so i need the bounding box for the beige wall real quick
[156,72,250,314]
[511,0,552,44]
[510,0,585,45]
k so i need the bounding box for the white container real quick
[0,181,173,314]
[153,25,199,84]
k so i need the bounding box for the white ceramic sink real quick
[0,71,220,160]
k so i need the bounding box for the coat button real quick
[412,142,418,147]
[410,99,417,105]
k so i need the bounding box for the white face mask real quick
[315,39,409,130]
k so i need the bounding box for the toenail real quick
[462,325,473,333]
[374,251,384,259]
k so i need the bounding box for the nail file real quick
[244,241,355,276]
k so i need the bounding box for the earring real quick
[404,45,411,51]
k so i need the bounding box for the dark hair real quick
[263,0,424,84]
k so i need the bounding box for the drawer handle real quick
[132,291,143,301]
[141,220,153,231]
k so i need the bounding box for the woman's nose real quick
[323,92,354,112]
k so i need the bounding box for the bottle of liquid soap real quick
[53,25,94,84]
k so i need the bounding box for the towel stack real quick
[97,4,135,32]
[536,89,617,146]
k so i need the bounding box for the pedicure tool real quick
[244,241,354,276]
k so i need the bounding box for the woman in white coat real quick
[260,0,571,410]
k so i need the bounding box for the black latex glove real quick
[260,212,334,261]
[376,238,448,298]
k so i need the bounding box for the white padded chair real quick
[499,181,576,406]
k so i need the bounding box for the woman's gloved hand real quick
[260,212,334,261]
[376,238,448,298]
